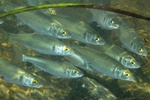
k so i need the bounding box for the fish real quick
[0,57,44,88]
[87,9,119,30]
[8,33,72,56]
[88,43,140,69]
[20,54,84,78]
[64,50,93,71]
[45,14,105,45]
[115,20,147,56]
[71,45,135,81]
[4,4,71,39]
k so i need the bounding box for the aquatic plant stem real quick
[0,3,150,21]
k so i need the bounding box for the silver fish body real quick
[72,45,135,81]
[4,4,71,39]
[9,33,72,55]
[48,14,105,45]
[116,20,147,56]
[87,9,119,30]
[88,43,140,69]
[0,57,43,88]
[22,54,84,78]
[64,50,93,71]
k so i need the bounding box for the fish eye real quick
[94,36,100,41]
[65,47,69,51]
[32,80,38,84]
[62,30,66,35]
[49,9,54,13]
[125,72,130,77]
[139,47,143,52]
[110,19,114,24]
[131,60,135,65]
[74,70,78,74]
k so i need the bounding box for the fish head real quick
[103,17,119,30]
[120,55,140,69]
[132,42,148,56]
[114,68,135,81]
[21,74,43,88]
[48,8,57,15]
[84,32,105,45]
[54,45,73,55]
[49,21,72,39]
[64,68,84,78]
[137,44,148,56]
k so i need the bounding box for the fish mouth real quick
[99,39,105,45]
[142,51,148,56]
[37,84,43,88]
[112,24,119,29]
[131,64,140,69]
[97,39,105,45]
[135,65,140,68]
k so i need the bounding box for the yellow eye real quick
[32,80,37,84]
[74,70,78,74]
[110,19,114,24]
[49,9,54,13]
[125,72,130,77]
[139,48,143,52]
[131,60,135,65]
[95,36,100,41]
[65,47,69,51]
[62,30,66,35]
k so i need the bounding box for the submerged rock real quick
[68,77,117,100]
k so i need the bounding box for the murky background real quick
[0,0,150,100]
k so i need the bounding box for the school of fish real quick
[0,0,148,99]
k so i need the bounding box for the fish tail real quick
[4,3,26,12]
[0,29,9,45]
[11,44,24,63]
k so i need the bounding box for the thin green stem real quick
[0,3,150,21]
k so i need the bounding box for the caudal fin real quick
[11,44,24,63]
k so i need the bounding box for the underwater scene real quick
[0,0,150,100]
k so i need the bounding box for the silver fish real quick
[4,4,71,39]
[47,14,105,45]
[9,33,72,55]
[88,43,140,69]
[72,45,135,81]
[0,57,43,88]
[87,9,119,30]
[21,54,84,78]
[115,20,147,56]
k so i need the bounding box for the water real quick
[0,0,149,100]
